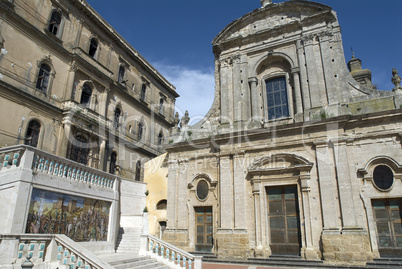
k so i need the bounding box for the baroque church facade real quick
[162,0,402,265]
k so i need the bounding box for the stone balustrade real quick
[0,145,117,190]
[141,234,202,269]
[1,234,113,269]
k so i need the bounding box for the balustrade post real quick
[21,255,34,269]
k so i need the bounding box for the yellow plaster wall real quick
[144,153,168,237]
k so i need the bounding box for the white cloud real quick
[152,63,215,124]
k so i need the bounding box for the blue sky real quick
[87,0,402,123]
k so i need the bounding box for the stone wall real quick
[322,232,373,265]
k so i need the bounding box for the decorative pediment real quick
[248,153,313,174]
[188,173,217,189]
[213,1,332,46]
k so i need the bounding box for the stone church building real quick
[162,0,402,265]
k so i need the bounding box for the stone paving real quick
[203,263,289,269]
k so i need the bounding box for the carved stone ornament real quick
[260,0,273,8]
[172,111,180,127]
[392,68,402,91]
[180,110,190,128]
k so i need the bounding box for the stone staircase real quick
[101,253,170,269]
[116,227,142,253]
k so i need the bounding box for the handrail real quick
[0,234,113,269]
[55,234,113,269]
[141,234,202,269]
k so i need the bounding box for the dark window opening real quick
[48,10,62,36]
[140,84,146,101]
[266,77,289,120]
[68,135,89,165]
[157,131,164,145]
[156,200,167,210]
[110,152,117,174]
[135,161,141,181]
[118,66,125,83]
[80,84,92,107]
[137,122,143,141]
[159,98,164,114]
[114,108,121,129]
[373,165,394,190]
[36,64,51,93]
[88,38,98,58]
[24,120,41,147]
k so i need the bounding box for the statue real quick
[392,68,402,91]
[172,111,180,127]
[180,110,190,128]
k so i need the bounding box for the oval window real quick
[373,165,394,190]
[196,180,209,201]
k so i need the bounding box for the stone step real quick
[366,258,402,268]
[108,255,168,269]
[204,257,367,268]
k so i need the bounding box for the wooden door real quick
[372,199,402,257]
[267,186,301,256]
[195,207,213,252]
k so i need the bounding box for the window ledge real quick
[43,29,63,44]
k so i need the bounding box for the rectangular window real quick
[266,77,289,120]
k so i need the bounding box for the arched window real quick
[88,38,98,58]
[48,10,62,36]
[157,131,164,145]
[80,84,92,107]
[266,77,289,120]
[68,135,89,165]
[110,152,117,174]
[373,165,394,190]
[135,161,141,181]
[118,65,125,83]
[156,200,167,210]
[140,83,146,101]
[36,63,51,93]
[114,107,121,129]
[24,120,41,147]
[137,122,143,141]
[159,97,164,114]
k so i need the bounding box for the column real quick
[56,117,72,157]
[63,63,77,100]
[300,174,320,259]
[233,154,246,229]
[332,139,359,230]
[303,35,328,107]
[176,159,189,229]
[314,140,340,232]
[291,68,303,113]
[233,56,242,123]
[166,159,178,229]
[219,155,233,229]
[220,60,230,123]
[296,40,311,111]
[252,180,262,248]
[248,77,260,122]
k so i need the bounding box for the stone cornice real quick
[69,0,178,98]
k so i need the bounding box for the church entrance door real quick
[195,207,213,252]
[372,199,402,257]
[267,185,301,256]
